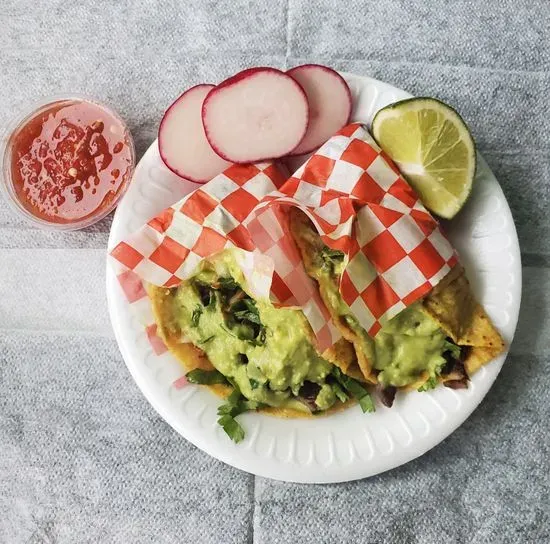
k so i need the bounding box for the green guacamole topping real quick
[315,383,337,410]
[169,250,335,411]
[371,303,447,387]
[312,247,449,388]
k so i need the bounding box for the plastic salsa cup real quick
[0,95,135,230]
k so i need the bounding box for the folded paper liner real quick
[110,123,458,354]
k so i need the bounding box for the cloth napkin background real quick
[1,1,548,543]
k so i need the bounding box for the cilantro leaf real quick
[186,368,228,385]
[215,384,262,442]
[227,387,242,405]
[241,299,258,312]
[359,394,376,413]
[222,294,266,345]
[444,340,462,360]
[331,382,349,403]
[222,322,266,346]
[217,383,243,416]
[217,414,245,443]
[321,246,345,261]
[232,299,262,325]
[217,388,242,415]
[233,309,262,324]
[320,246,346,275]
[418,376,438,392]
[332,367,366,398]
[331,367,375,413]
[216,403,234,416]
[194,281,215,307]
[191,305,202,327]
[218,277,239,291]
[247,326,267,346]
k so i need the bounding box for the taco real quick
[148,248,374,442]
[289,207,505,405]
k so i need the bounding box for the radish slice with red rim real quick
[286,64,352,156]
[158,84,232,184]
[202,67,309,163]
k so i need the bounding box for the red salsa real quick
[8,99,133,224]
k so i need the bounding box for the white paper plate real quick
[106,73,521,483]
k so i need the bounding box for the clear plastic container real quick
[0,94,135,230]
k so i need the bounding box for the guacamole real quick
[164,250,336,410]
[371,303,448,387]
[311,246,452,388]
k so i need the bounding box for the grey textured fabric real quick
[0,1,548,542]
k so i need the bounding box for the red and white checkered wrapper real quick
[110,123,458,354]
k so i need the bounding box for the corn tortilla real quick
[289,208,505,389]
[148,283,357,418]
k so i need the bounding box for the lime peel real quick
[372,97,476,219]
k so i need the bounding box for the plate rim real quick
[106,72,522,483]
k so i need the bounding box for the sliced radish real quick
[202,67,309,163]
[158,84,232,184]
[286,64,352,155]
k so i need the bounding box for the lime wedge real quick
[371,98,476,219]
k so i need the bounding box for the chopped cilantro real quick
[321,246,345,261]
[215,384,261,442]
[418,376,438,392]
[444,340,462,359]
[216,403,235,416]
[331,367,375,413]
[185,368,228,385]
[359,394,375,413]
[191,305,202,327]
[233,308,262,324]
[221,292,266,345]
[217,388,242,415]
[232,299,262,326]
[320,246,346,275]
[217,415,245,443]
[246,325,266,346]
[194,281,215,307]
[331,382,349,403]
[218,277,239,291]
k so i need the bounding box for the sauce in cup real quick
[1,97,135,229]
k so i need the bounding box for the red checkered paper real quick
[110,161,341,349]
[248,123,458,337]
[110,123,458,351]
[111,163,286,287]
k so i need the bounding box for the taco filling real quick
[289,208,505,403]
[149,249,375,442]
